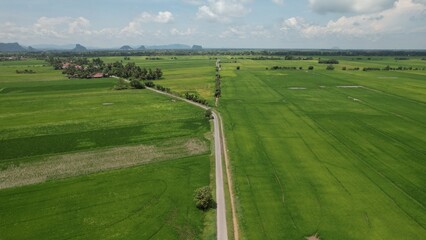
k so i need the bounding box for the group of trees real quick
[284,56,313,60]
[113,78,146,90]
[15,69,36,74]
[184,92,209,106]
[395,57,410,60]
[361,66,426,71]
[269,66,301,70]
[340,65,425,71]
[215,71,221,98]
[102,61,163,80]
[46,56,164,80]
[319,59,339,64]
[268,65,315,70]
[62,58,105,78]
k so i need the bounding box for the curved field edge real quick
[0,155,211,240]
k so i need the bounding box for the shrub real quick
[205,109,213,119]
[145,81,155,87]
[308,66,314,70]
[130,80,145,89]
[326,65,335,70]
[114,78,130,90]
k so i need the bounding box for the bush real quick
[194,186,213,211]
[145,81,155,87]
[205,109,213,119]
[326,65,335,70]
[308,66,314,70]
[236,66,240,70]
[130,80,145,89]
[113,78,130,90]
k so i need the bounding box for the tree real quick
[194,186,213,211]
[326,65,335,70]
[114,78,130,90]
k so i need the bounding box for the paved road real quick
[146,87,228,240]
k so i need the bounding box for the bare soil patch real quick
[288,87,306,90]
[306,233,320,240]
[0,138,208,189]
[337,85,362,88]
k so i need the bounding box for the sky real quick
[1,0,426,49]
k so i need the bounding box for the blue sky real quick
[1,0,425,49]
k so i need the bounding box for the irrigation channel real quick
[146,87,238,240]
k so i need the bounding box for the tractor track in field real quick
[146,87,239,240]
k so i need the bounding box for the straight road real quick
[146,87,229,240]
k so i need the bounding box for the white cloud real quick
[183,0,204,5]
[68,17,91,34]
[309,0,397,14]
[272,0,284,5]
[33,17,92,38]
[197,0,251,22]
[119,11,174,36]
[283,0,426,38]
[170,28,196,36]
[220,25,272,39]
[139,11,174,23]
[413,0,426,4]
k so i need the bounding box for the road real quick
[146,87,229,240]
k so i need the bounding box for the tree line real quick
[46,57,163,80]
[16,69,36,74]
[318,59,339,64]
[268,66,314,70]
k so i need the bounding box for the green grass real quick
[0,59,214,239]
[102,56,217,102]
[2,56,425,240]
[0,71,209,166]
[216,58,426,239]
[0,155,210,240]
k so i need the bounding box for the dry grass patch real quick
[0,138,208,189]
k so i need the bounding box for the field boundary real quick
[0,137,207,189]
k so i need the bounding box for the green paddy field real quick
[0,55,425,239]
[217,57,426,239]
[0,59,213,239]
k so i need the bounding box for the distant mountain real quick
[146,44,191,50]
[137,45,146,50]
[192,45,203,50]
[120,45,133,50]
[27,46,38,52]
[31,44,76,50]
[0,42,28,52]
[72,44,87,52]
